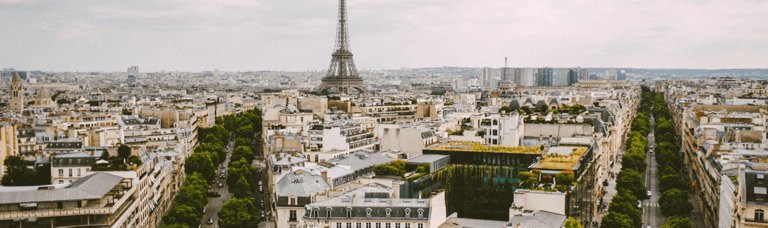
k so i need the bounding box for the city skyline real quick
[1,0,768,71]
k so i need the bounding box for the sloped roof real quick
[275,171,330,197]
[507,210,566,228]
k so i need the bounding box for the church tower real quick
[9,72,24,113]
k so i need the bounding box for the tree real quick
[555,172,574,186]
[218,198,259,228]
[609,199,642,227]
[232,146,254,164]
[1,156,39,186]
[662,216,693,228]
[660,173,687,192]
[600,212,633,228]
[163,204,200,227]
[659,189,692,217]
[185,152,215,181]
[117,144,131,160]
[564,217,583,228]
[162,224,190,228]
[616,169,648,199]
[232,176,253,198]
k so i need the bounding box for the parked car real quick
[218,182,224,188]
[207,218,214,224]
[207,191,221,197]
[637,200,642,208]
[647,191,652,197]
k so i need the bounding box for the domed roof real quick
[37,88,52,99]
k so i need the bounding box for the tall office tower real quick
[550,68,571,86]
[316,0,366,94]
[536,68,554,86]
[481,67,491,88]
[9,72,24,113]
[617,69,627,80]
[513,68,536,87]
[501,57,512,84]
[127,66,139,77]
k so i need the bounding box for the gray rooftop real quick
[275,171,330,197]
[0,172,125,205]
[506,210,566,228]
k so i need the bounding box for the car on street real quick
[203,207,206,213]
[261,211,265,219]
[207,218,214,224]
[207,191,221,197]
[637,200,642,208]
[647,191,652,197]
[218,182,224,187]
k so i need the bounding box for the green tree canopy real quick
[117,144,131,159]
[218,198,259,228]
[185,152,215,181]
[661,216,694,228]
[659,189,693,217]
[616,169,648,200]
[601,212,633,228]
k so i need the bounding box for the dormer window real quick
[417,209,424,218]
[404,208,411,218]
[327,207,333,217]
[346,207,353,218]
[365,208,372,218]
[385,208,392,217]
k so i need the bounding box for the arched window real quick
[404,208,411,218]
[385,208,392,217]
[366,208,372,218]
[417,209,424,218]
[327,207,334,217]
[757,209,765,222]
[346,207,353,218]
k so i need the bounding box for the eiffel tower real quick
[316,0,366,94]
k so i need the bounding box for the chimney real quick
[321,170,328,183]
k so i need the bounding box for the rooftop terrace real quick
[429,142,542,154]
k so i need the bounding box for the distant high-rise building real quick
[127,75,137,87]
[513,68,537,87]
[127,66,139,77]
[551,68,571,86]
[9,72,24,113]
[605,68,617,80]
[316,0,366,94]
[617,69,627,80]
[481,67,491,88]
[537,68,553,87]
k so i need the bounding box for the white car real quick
[647,191,652,197]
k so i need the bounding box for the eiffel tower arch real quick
[316,0,366,94]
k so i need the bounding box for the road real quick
[201,141,235,227]
[643,114,664,227]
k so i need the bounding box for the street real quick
[643,114,664,227]
[200,141,236,227]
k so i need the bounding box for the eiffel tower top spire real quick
[317,0,366,94]
[335,0,351,53]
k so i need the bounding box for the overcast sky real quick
[1,0,767,72]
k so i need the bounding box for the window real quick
[290,225,297,228]
[346,208,353,218]
[58,169,63,177]
[366,208,372,217]
[58,180,63,184]
[356,223,362,228]
[327,208,333,217]
[290,198,296,205]
[405,224,410,228]
[417,209,424,218]
[417,224,423,228]
[376,223,381,228]
[337,223,342,228]
[77,169,82,177]
[366,223,371,228]
[68,169,73,177]
[289,210,297,221]
[395,224,400,228]
[385,224,391,228]
[385,208,392,217]
[404,208,411,218]
[346,223,352,228]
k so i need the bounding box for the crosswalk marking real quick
[643,202,660,207]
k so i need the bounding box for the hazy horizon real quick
[2,0,767,72]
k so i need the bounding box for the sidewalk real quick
[593,146,625,225]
